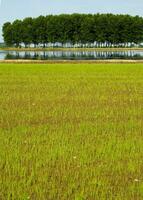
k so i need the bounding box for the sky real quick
[0,0,143,42]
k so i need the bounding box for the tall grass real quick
[0,63,143,200]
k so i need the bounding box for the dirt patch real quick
[1,59,143,64]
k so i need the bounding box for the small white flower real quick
[73,156,77,159]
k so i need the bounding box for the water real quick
[1,50,143,60]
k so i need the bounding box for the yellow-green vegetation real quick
[0,63,143,200]
[1,47,143,51]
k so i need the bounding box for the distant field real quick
[0,63,143,200]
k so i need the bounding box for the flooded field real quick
[1,50,143,60]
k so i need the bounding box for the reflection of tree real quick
[3,51,143,60]
[5,53,15,60]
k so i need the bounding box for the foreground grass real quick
[0,63,143,200]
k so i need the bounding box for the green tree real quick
[80,14,95,46]
[21,17,33,47]
[34,16,47,47]
[12,20,23,47]
[3,13,143,48]
[2,22,13,46]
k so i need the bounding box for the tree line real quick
[2,13,143,48]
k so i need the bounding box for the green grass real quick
[0,63,143,200]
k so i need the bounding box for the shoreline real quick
[1,59,143,64]
[1,47,143,52]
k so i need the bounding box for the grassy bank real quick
[1,47,143,52]
[0,63,143,199]
[1,59,143,64]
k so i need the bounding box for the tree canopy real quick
[2,13,143,47]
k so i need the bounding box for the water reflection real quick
[0,50,143,60]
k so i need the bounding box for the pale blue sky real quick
[0,0,143,41]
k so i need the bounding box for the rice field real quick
[0,63,143,200]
